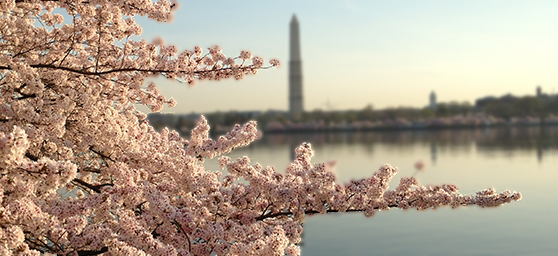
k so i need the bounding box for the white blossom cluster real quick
[0,1,519,255]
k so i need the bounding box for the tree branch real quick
[26,153,39,161]
[0,64,270,77]
[72,178,113,193]
[173,220,191,252]
[255,204,399,221]
[89,147,115,163]
[77,247,108,256]
[151,222,164,239]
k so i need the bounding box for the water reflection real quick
[256,126,558,163]
[219,126,558,256]
[431,142,437,164]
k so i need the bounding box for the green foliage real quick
[482,96,555,119]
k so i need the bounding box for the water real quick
[208,126,558,256]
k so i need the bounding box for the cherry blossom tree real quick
[0,1,521,255]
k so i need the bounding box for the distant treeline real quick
[197,102,476,130]
[477,95,558,119]
[148,94,558,134]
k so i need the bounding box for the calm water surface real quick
[207,126,558,256]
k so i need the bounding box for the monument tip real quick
[291,14,298,23]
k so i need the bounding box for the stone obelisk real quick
[289,15,303,121]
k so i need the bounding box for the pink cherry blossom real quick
[0,1,521,255]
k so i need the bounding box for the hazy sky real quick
[136,0,558,114]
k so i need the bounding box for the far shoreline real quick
[262,122,558,134]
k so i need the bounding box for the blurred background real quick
[137,1,558,255]
[138,0,558,115]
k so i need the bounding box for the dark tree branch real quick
[14,93,37,100]
[0,64,271,77]
[89,147,115,163]
[81,167,101,173]
[26,153,39,161]
[72,178,113,193]
[25,237,55,254]
[259,203,273,219]
[255,204,399,221]
[151,222,164,239]
[77,247,109,256]
[173,220,191,252]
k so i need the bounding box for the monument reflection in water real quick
[206,126,558,256]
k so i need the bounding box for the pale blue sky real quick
[136,0,558,113]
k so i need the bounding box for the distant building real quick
[429,91,437,109]
[536,85,542,98]
[289,15,304,120]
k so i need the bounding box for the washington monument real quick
[289,15,303,120]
